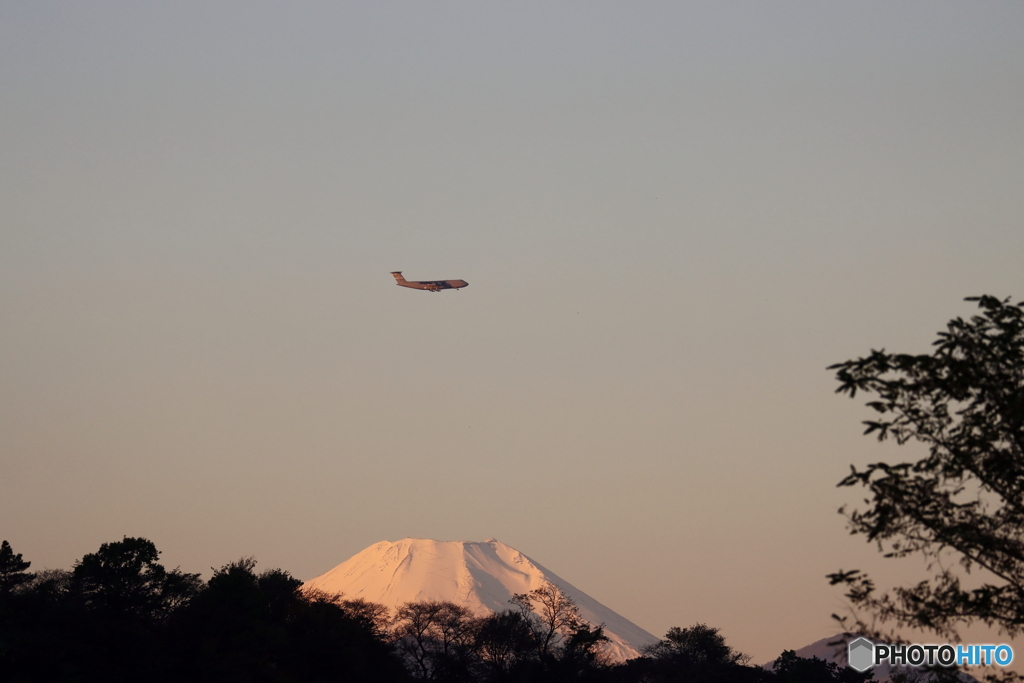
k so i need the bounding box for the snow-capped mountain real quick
[302,537,658,662]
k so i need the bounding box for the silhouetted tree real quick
[0,540,413,682]
[0,540,33,595]
[174,557,408,682]
[620,624,768,683]
[0,538,198,682]
[392,600,478,681]
[771,650,874,683]
[340,595,394,637]
[510,581,586,660]
[642,623,750,667]
[73,536,201,622]
[827,296,1024,642]
[0,541,36,679]
[552,622,611,678]
[292,588,411,683]
[473,610,536,678]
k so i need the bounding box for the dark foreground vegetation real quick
[0,537,869,683]
[828,295,1024,650]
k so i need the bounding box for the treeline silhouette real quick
[0,537,873,683]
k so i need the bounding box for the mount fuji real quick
[302,538,659,662]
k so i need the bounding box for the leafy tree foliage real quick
[0,540,33,595]
[827,296,1024,640]
[1,538,201,682]
[0,539,410,683]
[173,557,408,682]
[771,650,874,683]
[642,623,750,667]
[73,536,202,621]
[616,624,768,683]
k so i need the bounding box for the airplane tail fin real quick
[391,271,406,282]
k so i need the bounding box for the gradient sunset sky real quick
[2,1,1023,664]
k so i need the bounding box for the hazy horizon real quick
[3,1,1023,666]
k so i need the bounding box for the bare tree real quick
[392,600,476,680]
[510,581,584,659]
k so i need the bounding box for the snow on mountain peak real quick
[303,537,658,662]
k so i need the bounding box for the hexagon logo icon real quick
[848,637,875,672]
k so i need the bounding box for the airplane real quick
[391,271,468,292]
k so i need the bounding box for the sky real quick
[2,0,1023,666]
